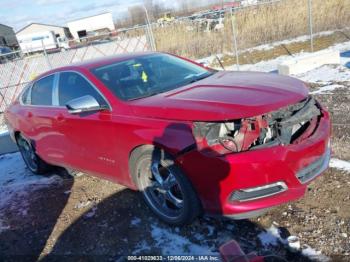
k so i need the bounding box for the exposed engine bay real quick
[193,96,322,154]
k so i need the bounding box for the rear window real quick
[21,85,31,105]
[31,75,54,106]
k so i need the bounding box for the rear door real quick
[26,73,62,164]
[53,71,119,180]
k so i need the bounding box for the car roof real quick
[73,51,158,68]
[37,51,159,79]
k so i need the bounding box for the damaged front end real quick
[193,96,322,155]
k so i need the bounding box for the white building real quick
[16,23,72,40]
[67,12,116,40]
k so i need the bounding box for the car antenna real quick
[216,55,225,71]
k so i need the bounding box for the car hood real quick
[129,71,309,121]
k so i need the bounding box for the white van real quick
[18,31,69,54]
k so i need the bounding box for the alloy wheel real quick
[139,157,184,219]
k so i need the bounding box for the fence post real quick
[230,8,240,71]
[142,5,156,51]
[149,23,156,51]
[41,39,52,69]
[308,0,314,52]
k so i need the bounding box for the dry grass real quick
[212,29,350,67]
[154,0,350,59]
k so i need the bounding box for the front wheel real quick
[132,147,202,225]
[17,134,52,174]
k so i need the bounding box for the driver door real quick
[53,71,119,180]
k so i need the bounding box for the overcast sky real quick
[1,0,218,31]
[0,0,183,31]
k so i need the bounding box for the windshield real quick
[91,53,214,101]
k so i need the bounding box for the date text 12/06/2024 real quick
[127,256,220,261]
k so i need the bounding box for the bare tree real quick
[128,6,146,25]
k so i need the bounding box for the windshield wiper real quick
[128,91,164,101]
[188,72,213,83]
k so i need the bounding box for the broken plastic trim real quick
[193,96,322,155]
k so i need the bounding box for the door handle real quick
[26,112,33,118]
[55,114,65,122]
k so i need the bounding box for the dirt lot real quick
[0,76,349,261]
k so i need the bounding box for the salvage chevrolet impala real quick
[5,52,331,225]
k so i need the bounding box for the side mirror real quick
[66,95,102,115]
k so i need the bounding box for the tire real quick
[131,146,202,225]
[16,134,52,175]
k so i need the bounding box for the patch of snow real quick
[150,223,217,255]
[258,224,285,247]
[310,84,344,95]
[207,225,215,237]
[330,158,350,173]
[287,236,301,252]
[0,153,62,233]
[0,153,62,210]
[0,126,8,135]
[297,65,350,84]
[75,200,92,209]
[130,217,141,226]
[259,225,329,260]
[84,206,97,218]
[219,40,350,83]
[302,245,330,262]
[198,29,348,66]
[133,240,152,254]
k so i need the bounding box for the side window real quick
[58,72,106,106]
[31,75,54,106]
[21,85,31,105]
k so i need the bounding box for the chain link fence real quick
[0,0,349,124]
[0,26,152,114]
[151,0,349,59]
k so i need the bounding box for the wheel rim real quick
[18,137,38,171]
[139,157,184,219]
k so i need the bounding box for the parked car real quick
[5,52,331,225]
[0,46,17,63]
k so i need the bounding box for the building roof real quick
[66,12,112,23]
[16,22,68,34]
[0,24,13,29]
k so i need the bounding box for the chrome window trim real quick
[19,83,33,106]
[52,73,60,106]
[56,70,112,111]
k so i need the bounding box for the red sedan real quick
[5,52,331,225]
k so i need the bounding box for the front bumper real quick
[177,110,331,217]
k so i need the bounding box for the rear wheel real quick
[17,134,51,174]
[131,147,201,225]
